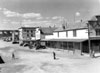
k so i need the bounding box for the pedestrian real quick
[53,51,56,60]
[12,52,15,59]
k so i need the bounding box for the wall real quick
[90,29,98,37]
[45,32,58,39]
[58,31,67,38]
[75,29,88,39]
[45,29,88,39]
[19,28,36,41]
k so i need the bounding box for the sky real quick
[0,0,100,29]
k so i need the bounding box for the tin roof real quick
[55,21,88,32]
[0,28,18,31]
[18,26,39,29]
[42,39,88,42]
[40,27,56,35]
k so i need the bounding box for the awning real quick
[90,37,100,40]
[42,39,88,42]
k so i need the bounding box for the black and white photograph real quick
[0,0,100,73]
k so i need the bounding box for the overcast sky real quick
[0,0,100,29]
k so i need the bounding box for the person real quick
[53,51,56,60]
[12,52,15,59]
[0,56,5,63]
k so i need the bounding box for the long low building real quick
[42,15,100,55]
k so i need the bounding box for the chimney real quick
[81,19,82,22]
[62,22,67,30]
[62,24,66,30]
[49,26,51,28]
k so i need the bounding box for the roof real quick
[90,16,97,21]
[55,21,88,32]
[0,22,20,31]
[42,39,88,42]
[90,37,100,40]
[19,27,39,29]
[0,28,18,31]
[40,27,56,35]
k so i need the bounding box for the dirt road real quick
[0,40,100,73]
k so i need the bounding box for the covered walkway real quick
[42,39,88,55]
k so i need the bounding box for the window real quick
[31,34,33,37]
[24,29,26,32]
[66,31,68,37]
[27,34,29,37]
[27,30,29,33]
[31,30,33,33]
[73,30,76,37]
[96,29,100,36]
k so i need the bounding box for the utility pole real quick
[87,23,95,58]
[87,23,91,57]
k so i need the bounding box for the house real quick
[18,26,54,45]
[0,28,18,42]
[43,15,100,55]
[18,27,37,44]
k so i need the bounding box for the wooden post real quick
[47,41,48,47]
[87,23,92,57]
[62,42,63,49]
[67,42,69,52]
[80,42,83,55]
[62,41,64,52]
[66,42,68,50]
[73,42,75,54]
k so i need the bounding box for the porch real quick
[42,39,88,55]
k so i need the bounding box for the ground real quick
[0,40,100,73]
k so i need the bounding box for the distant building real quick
[18,26,54,45]
[0,29,18,42]
[19,27,37,44]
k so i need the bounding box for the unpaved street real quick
[0,40,100,73]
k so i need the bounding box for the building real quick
[43,15,100,55]
[19,27,37,44]
[0,29,18,42]
[18,26,54,45]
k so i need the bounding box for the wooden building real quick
[42,15,100,55]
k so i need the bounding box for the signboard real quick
[19,29,23,40]
[35,28,41,40]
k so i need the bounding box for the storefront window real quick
[96,29,100,36]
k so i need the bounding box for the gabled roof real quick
[90,16,97,21]
[54,21,88,32]
[40,27,56,35]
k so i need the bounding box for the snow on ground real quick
[0,40,100,73]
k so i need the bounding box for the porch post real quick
[67,42,69,52]
[87,23,92,57]
[62,41,63,49]
[80,42,83,55]
[46,41,48,47]
[67,42,70,52]
[73,42,75,54]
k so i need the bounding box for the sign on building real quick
[35,28,41,40]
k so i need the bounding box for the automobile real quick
[23,43,30,47]
[36,44,46,50]
[6,37,12,42]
